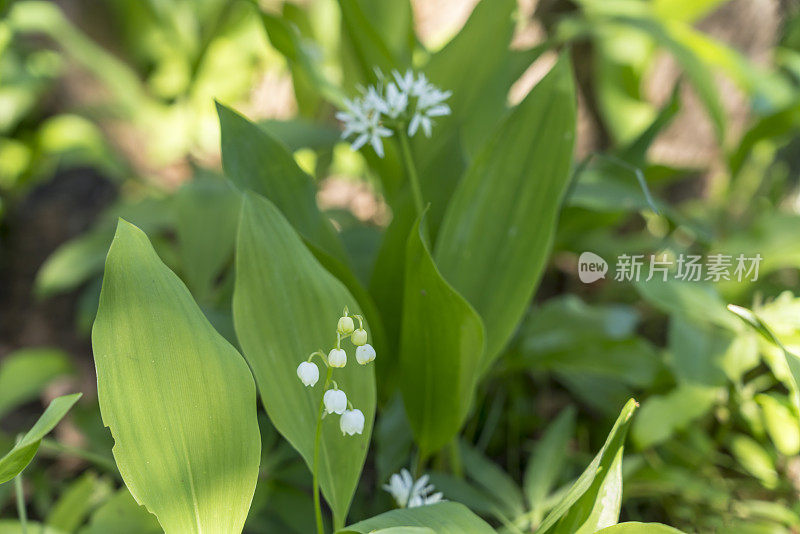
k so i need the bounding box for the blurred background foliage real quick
[3,0,800,532]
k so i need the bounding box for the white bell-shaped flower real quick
[355,344,376,365]
[296,361,319,387]
[328,348,347,368]
[340,408,365,436]
[352,328,368,346]
[337,316,355,335]
[323,389,347,415]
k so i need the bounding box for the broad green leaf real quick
[596,522,686,534]
[92,220,261,533]
[728,303,800,411]
[756,394,800,456]
[233,192,376,523]
[304,238,389,377]
[400,215,485,457]
[357,0,414,65]
[47,472,113,532]
[632,385,718,449]
[730,434,779,489]
[339,502,495,534]
[0,347,72,418]
[0,393,81,484]
[216,102,347,263]
[434,55,576,364]
[79,488,161,534]
[174,174,241,301]
[524,406,576,519]
[538,399,637,534]
[337,0,396,84]
[415,0,517,232]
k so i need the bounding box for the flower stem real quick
[313,366,334,534]
[397,129,424,217]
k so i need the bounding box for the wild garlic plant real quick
[297,306,376,534]
[336,68,452,215]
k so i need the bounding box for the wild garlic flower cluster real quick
[335,69,452,158]
[383,468,444,508]
[296,307,376,436]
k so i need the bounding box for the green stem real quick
[39,439,120,477]
[313,366,334,534]
[397,130,424,217]
[14,436,27,534]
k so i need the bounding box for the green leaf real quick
[756,393,800,456]
[174,174,241,301]
[400,215,485,457]
[34,230,110,297]
[596,522,687,534]
[459,440,525,520]
[337,0,396,83]
[434,54,577,364]
[253,8,344,108]
[0,347,73,418]
[216,102,347,263]
[524,407,576,519]
[632,384,718,449]
[730,434,779,489]
[233,191,376,523]
[413,0,517,233]
[728,303,800,412]
[0,393,81,484]
[47,471,113,532]
[538,399,638,534]
[338,502,495,534]
[92,220,261,533]
[79,488,161,534]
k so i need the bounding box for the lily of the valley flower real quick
[383,469,444,508]
[355,344,376,365]
[351,328,368,346]
[296,361,319,387]
[337,315,355,335]
[328,348,347,368]
[340,409,365,435]
[323,388,347,415]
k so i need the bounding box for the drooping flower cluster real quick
[296,307,376,436]
[335,69,452,158]
[383,468,444,508]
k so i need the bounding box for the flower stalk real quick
[397,128,425,217]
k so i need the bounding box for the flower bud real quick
[323,389,347,415]
[296,361,319,387]
[340,408,365,436]
[355,344,376,365]
[337,316,355,335]
[352,328,368,346]
[328,348,347,368]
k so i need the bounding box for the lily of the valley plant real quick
[297,307,376,534]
